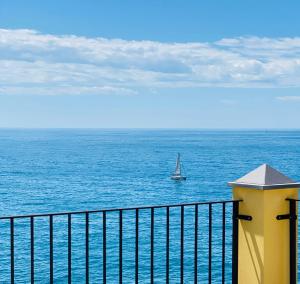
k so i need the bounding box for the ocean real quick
[0,129,299,283]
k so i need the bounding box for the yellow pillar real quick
[229,164,299,284]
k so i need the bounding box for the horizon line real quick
[0,127,300,131]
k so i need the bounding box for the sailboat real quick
[171,153,186,181]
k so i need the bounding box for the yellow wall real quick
[233,187,298,284]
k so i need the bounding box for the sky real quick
[0,0,300,128]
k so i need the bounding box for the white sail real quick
[171,153,186,180]
[174,154,181,175]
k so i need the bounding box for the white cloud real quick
[277,96,300,101]
[1,29,300,95]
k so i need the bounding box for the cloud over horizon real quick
[1,28,300,96]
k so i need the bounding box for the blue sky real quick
[0,0,300,128]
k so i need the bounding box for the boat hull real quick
[171,175,187,181]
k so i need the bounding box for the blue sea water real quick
[0,129,299,283]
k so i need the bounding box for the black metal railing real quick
[289,199,297,284]
[277,198,298,284]
[276,198,300,284]
[0,200,241,283]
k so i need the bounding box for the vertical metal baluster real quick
[289,199,296,284]
[68,214,72,284]
[86,213,89,284]
[222,203,226,284]
[194,204,198,284]
[10,217,14,284]
[103,211,107,284]
[166,207,170,284]
[232,202,239,284]
[180,206,184,284]
[119,210,123,284]
[208,204,212,284]
[135,209,139,284]
[49,215,53,284]
[150,208,154,284]
[30,217,34,284]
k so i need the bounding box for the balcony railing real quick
[0,200,241,283]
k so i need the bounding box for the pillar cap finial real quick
[228,163,300,190]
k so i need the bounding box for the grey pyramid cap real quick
[228,164,300,190]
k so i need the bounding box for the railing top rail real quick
[0,199,241,220]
